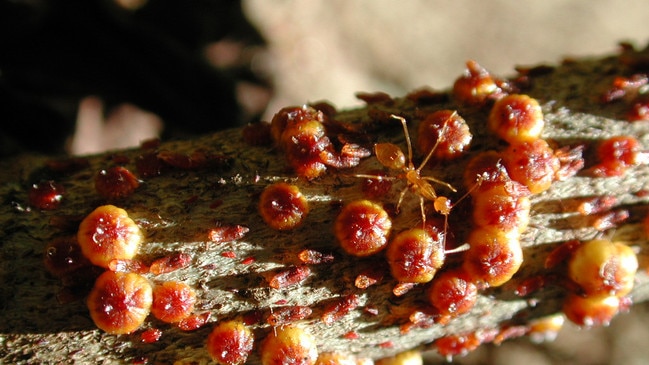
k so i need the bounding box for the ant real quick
[356,114,459,227]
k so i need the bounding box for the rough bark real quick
[2,49,649,364]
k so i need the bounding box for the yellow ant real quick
[356,113,459,227]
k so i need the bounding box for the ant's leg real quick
[419,197,427,229]
[395,187,408,215]
[422,176,457,192]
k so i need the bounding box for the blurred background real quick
[2,0,649,157]
[2,1,649,363]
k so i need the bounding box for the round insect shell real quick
[488,94,544,143]
[471,180,532,233]
[87,271,152,334]
[334,200,392,256]
[463,151,511,194]
[386,228,445,284]
[417,110,472,160]
[562,293,621,327]
[259,183,310,231]
[29,180,65,210]
[77,205,143,269]
[270,106,324,145]
[528,314,565,343]
[452,60,501,105]
[462,227,523,287]
[95,166,140,199]
[592,135,645,177]
[315,352,357,365]
[375,350,423,365]
[260,325,318,365]
[151,281,197,323]
[43,236,91,277]
[281,118,330,178]
[206,320,255,365]
[428,268,478,317]
[568,239,638,298]
[501,139,560,194]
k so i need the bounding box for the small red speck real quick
[221,251,237,259]
[591,136,645,177]
[45,157,89,173]
[140,138,161,150]
[360,170,393,200]
[176,312,211,331]
[592,210,629,231]
[241,256,256,265]
[636,190,649,198]
[577,196,617,215]
[343,331,359,340]
[43,236,91,277]
[184,195,199,206]
[268,266,310,289]
[354,267,384,289]
[546,240,580,269]
[322,294,360,325]
[275,299,288,305]
[242,121,273,146]
[208,225,249,243]
[109,258,149,274]
[241,310,264,325]
[378,341,394,349]
[132,355,149,365]
[135,152,166,178]
[493,325,528,345]
[515,275,549,297]
[149,253,192,275]
[620,296,633,312]
[298,249,334,264]
[364,306,379,316]
[209,199,223,209]
[110,154,130,165]
[140,328,162,343]
[406,88,448,104]
[393,282,416,296]
[267,305,312,326]
[355,91,394,104]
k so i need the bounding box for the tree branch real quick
[2,48,649,364]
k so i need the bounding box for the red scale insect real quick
[77,205,143,269]
[207,320,254,365]
[386,228,468,284]
[267,306,313,327]
[150,281,197,323]
[268,265,311,289]
[259,183,309,231]
[428,268,478,321]
[94,166,140,199]
[29,180,65,210]
[321,294,360,325]
[149,252,192,275]
[260,325,318,365]
[87,271,152,334]
[334,200,392,257]
[590,135,649,177]
[452,60,506,105]
[270,106,369,179]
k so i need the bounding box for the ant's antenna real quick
[391,115,414,168]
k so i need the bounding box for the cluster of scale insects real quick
[27,50,649,364]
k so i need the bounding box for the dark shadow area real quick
[0,0,270,157]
